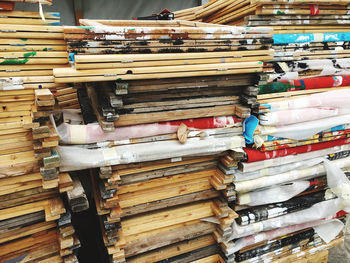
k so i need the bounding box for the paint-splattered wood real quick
[63,25,272,36]
[70,45,271,55]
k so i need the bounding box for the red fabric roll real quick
[159,116,242,129]
[244,138,350,162]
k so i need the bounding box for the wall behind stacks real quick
[15,0,199,25]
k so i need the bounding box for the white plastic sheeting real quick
[234,157,324,182]
[259,114,350,140]
[58,135,245,171]
[235,156,350,193]
[230,198,342,240]
[227,219,341,255]
[229,157,350,252]
[260,107,350,126]
[238,181,311,206]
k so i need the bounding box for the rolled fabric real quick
[244,137,350,163]
[241,144,350,172]
[259,75,350,94]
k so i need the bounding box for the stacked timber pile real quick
[183,2,350,263]
[0,1,79,262]
[0,0,78,109]
[54,20,273,130]
[53,19,274,262]
[175,0,350,33]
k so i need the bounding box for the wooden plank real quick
[124,221,215,257]
[121,201,214,236]
[0,221,56,244]
[127,235,216,263]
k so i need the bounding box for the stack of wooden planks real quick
[90,156,239,262]
[0,0,79,110]
[52,20,273,131]
[66,19,274,55]
[0,1,80,262]
[52,19,276,262]
[175,0,350,33]
[54,20,273,84]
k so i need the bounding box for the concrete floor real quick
[328,216,350,263]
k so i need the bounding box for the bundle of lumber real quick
[54,21,273,83]
[52,20,273,131]
[51,18,275,262]
[0,1,80,262]
[90,160,237,262]
[79,76,254,131]
[174,0,350,33]
[66,20,273,55]
[0,0,79,110]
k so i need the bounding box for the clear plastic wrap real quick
[259,114,350,140]
[267,89,350,112]
[227,219,340,255]
[235,156,350,193]
[260,107,350,126]
[58,135,245,171]
[238,181,311,206]
[230,198,343,240]
[234,157,324,182]
[232,157,350,241]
